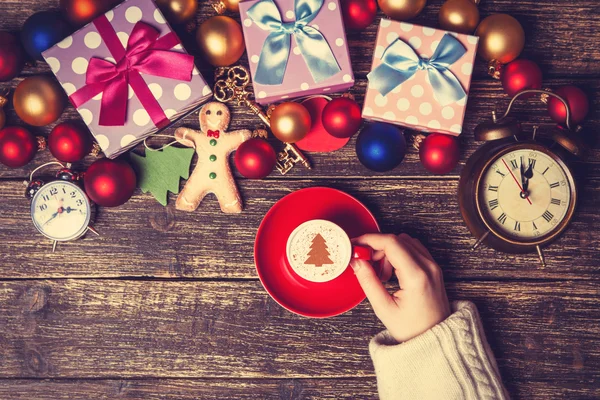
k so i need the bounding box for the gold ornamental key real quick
[213,66,311,174]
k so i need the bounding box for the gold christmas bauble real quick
[197,16,245,67]
[475,14,525,63]
[439,0,479,34]
[14,76,65,127]
[378,0,427,21]
[215,0,241,13]
[270,102,312,144]
[155,0,197,24]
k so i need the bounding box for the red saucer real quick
[254,187,380,318]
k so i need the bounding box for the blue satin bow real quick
[367,33,467,106]
[247,0,341,85]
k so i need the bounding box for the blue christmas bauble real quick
[356,123,406,172]
[21,12,71,61]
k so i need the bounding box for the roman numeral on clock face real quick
[532,221,538,230]
[497,213,507,225]
[550,182,560,189]
[551,198,561,206]
[510,159,519,170]
[542,211,554,222]
[496,170,506,177]
[529,159,536,170]
[514,221,521,231]
[488,185,498,192]
[488,199,499,210]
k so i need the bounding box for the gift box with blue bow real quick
[239,0,354,105]
[362,19,479,136]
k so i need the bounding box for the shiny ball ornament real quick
[356,123,406,172]
[475,14,525,64]
[84,158,137,207]
[0,32,25,81]
[378,0,427,21]
[49,122,93,162]
[0,126,38,168]
[342,0,377,30]
[197,16,245,67]
[14,76,66,127]
[270,102,312,143]
[501,59,542,98]
[60,0,120,27]
[156,0,198,25]
[419,133,460,175]
[547,85,589,126]
[20,11,71,60]
[214,0,242,13]
[234,138,276,179]
[322,97,362,138]
[439,0,479,34]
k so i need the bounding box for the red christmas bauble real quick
[322,97,362,138]
[49,122,93,162]
[501,59,542,98]
[547,85,589,126]
[419,133,460,175]
[60,0,120,27]
[0,32,25,82]
[235,138,276,179]
[0,126,38,168]
[341,0,377,31]
[84,158,136,207]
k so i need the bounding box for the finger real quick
[409,237,435,263]
[397,235,443,283]
[353,234,424,281]
[379,257,394,282]
[350,259,397,324]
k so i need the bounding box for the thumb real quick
[351,260,397,323]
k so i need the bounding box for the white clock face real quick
[31,181,91,241]
[479,148,572,241]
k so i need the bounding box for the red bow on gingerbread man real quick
[207,130,220,138]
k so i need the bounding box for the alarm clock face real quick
[30,181,91,241]
[477,145,575,243]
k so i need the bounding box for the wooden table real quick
[1,1,599,399]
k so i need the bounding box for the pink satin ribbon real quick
[69,17,195,127]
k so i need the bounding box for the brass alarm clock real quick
[459,89,584,266]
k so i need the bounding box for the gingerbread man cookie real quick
[175,102,252,213]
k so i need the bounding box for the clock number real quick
[62,187,67,194]
[510,159,519,170]
[532,221,538,230]
[496,170,506,177]
[497,213,507,225]
[542,167,550,175]
[514,221,521,231]
[551,198,562,206]
[488,199,499,210]
[49,187,58,195]
[38,204,48,211]
[70,191,77,198]
[76,199,84,206]
[542,211,554,222]
[42,194,50,202]
[529,159,537,170]
[550,182,560,189]
[488,185,499,192]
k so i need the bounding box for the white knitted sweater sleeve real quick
[369,301,510,400]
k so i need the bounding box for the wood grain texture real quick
[0,280,598,387]
[0,379,598,400]
[1,179,599,280]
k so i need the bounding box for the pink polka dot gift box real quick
[239,0,354,105]
[362,19,479,136]
[42,0,212,158]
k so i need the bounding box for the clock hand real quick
[502,158,532,205]
[43,211,59,226]
[64,207,79,213]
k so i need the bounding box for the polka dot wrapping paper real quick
[362,19,479,136]
[239,0,354,105]
[41,0,212,158]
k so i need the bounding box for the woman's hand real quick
[351,233,451,343]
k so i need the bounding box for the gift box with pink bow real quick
[362,19,478,136]
[42,0,212,158]
[239,0,355,105]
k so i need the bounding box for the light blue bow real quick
[367,33,467,106]
[247,0,341,85]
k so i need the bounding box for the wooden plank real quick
[0,0,599,78]
[0,378,598,400]
[0,78,598,180]
[1,179,599,280]
[0,280,598,386]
